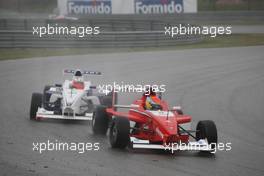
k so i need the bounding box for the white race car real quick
[30,69,112,121]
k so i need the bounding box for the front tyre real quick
[109,117,130,149]
[196,120,218,147]
[92,105,109,135]
[30,93,42,120]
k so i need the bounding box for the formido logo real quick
[68,0,112,15]
[135,0,183,14]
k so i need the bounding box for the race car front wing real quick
[130,137,213,152]
[36,107,92,120]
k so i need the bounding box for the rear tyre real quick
[30,93,42,120]
[196,120,218,147]
[92,105,109,135]
[109,117,130,149]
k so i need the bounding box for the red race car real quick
[91,91,217,153]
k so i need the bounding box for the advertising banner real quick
[57,0,197,15]
[134,0,183,14]
[67,0,112,15]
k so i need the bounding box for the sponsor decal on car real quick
[68,0,112,15]
[135,0,183,14]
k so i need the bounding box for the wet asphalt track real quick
[0,46,264,176]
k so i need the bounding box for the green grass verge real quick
[0,34,264,61]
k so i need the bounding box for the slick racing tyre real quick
[109,117,130,149]
[30,93,42,120]
[196,120,218,148]
[92,105,109,135]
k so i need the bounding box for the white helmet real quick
[73,70,83,82]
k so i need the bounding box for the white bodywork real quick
[36,108,93,120]
[36,79,100,120]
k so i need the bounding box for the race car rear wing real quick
[63,69,101,75]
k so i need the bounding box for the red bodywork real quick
[72,81,84,89]
[106,96,192,145]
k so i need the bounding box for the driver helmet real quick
[145,95,162,110]
[73,70,84,82]
[145,87,162,110]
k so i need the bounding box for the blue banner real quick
[135,0,183,14]
[68,0,112,15]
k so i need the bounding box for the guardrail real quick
[0,18,173,31]
[0,30,203,48]
[1,11,263,48]
[0,18,204,48]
